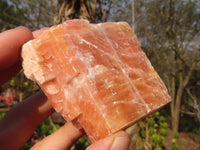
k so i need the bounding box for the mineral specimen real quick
[22,19,171,142]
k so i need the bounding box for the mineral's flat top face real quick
[22,19,171,142]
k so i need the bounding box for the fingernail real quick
[110,136,130,150]
[104,131,130,150]
[104,136,115,148]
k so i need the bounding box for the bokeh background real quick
[0,0,200,149]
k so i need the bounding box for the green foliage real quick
[74,138,89,150]
[0,113,5,120]
[138,111,169,149]
[0,0,26,29]
[160,127,168,137]
[152,134,163,148]
[2,72,40,102]
[10,0,53,30]
[179,117,200,135]
[21,141,31,150]
[20,118,60,149]
[193,128,200,135]
[0,0,53,30]
[172,143,179,150]
[171,132,180,150]
[21,118,90,150]
[173,132,180,139]
[140,130,146,138]
[148,127,154,136]
[36,118,60,136]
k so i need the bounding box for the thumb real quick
[86,131,130,150]
[31,122,84,150]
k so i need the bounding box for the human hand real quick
[0,26,49,85]
[0,26,32,85]
[0,27,55,149]
[31,122,130,150]
[0,27,130,150]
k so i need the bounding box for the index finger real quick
[86,131,130,150]
[0,26,33,71]
[31,122,84,150]
[33,27,49,38]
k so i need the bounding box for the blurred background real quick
[0,0,199,149]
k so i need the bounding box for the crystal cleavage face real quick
[22,19,171,142]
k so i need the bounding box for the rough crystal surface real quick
[22,19,171,142]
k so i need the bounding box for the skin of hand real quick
[0,27,130,150]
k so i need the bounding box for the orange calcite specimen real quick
[22,20,171,141]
